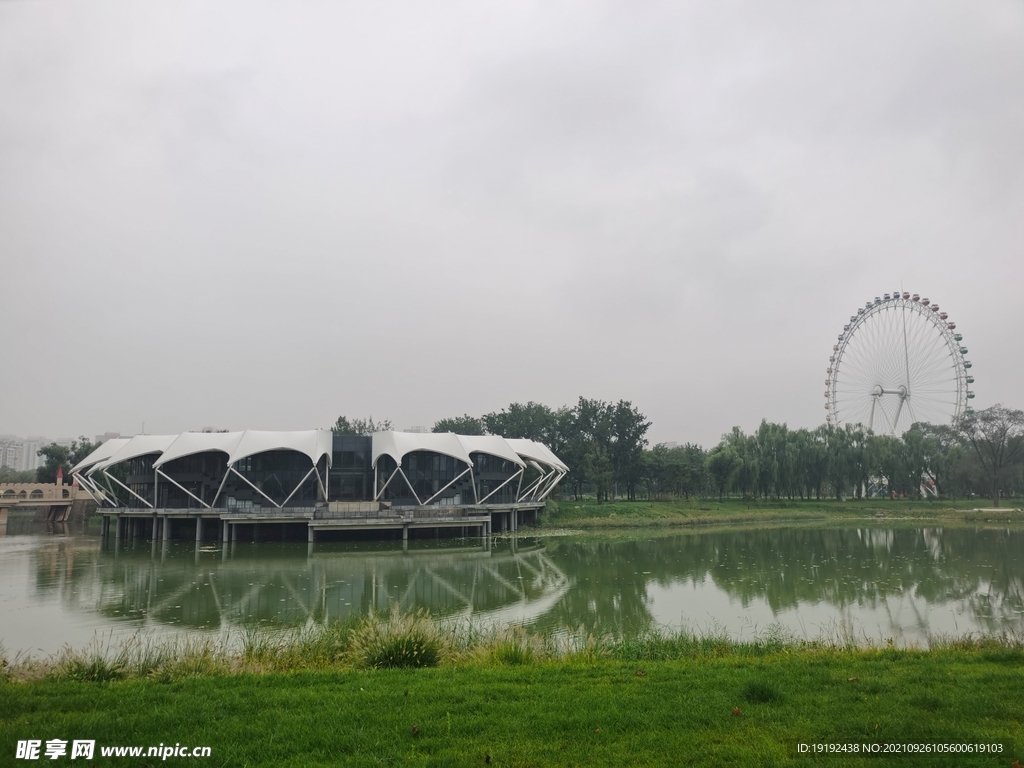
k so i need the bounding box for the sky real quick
[1,0,1022,449]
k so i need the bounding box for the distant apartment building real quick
[0,435,75,471]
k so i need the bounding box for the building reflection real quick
[26,526,1024,642]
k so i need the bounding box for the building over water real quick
[72,430,566,543]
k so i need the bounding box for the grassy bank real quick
[3,648,1021,766]
[540,497,1024,530]
[2,615,1022,766]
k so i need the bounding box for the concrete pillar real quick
[231,523,238,543]
[195,517,203,544]
[114,516,122,541]
[101,515,110,538]
[162,515,170,542]
[402,524,409,542]
[221,520,228,542]
[307,525,314,543]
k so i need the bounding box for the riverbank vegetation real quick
[419,399,1024,507]
[540,497,1024,530]
[2,613,1021,766]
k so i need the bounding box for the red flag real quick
[57,466,64,483]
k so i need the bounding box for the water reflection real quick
[32,537,569,636]
[6,525,1023,653]
[536,528,1024,640]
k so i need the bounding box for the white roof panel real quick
[88,435,178,475]
[227,430,333,467]
[153,432,245,469]
[505,438,568,473]
[371,431,472,468]
[455,435,526,468]
[71,438,131,474]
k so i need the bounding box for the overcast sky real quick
[2,1,1021,448]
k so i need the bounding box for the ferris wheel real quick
[825,292,974,435]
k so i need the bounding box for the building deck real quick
[100,501,541,544]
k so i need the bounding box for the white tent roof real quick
[371,432,473,468]
[227,430,333,467]
[371,432,565,471]
[153,431,245,469]
[505,438,569,473]
[455,435,526,468]
[88,435,179,475]
[71,438,131,474]
[79,430,333,475]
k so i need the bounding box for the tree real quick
[481,402,557,442]
[432,415,484,435]
[582,443,613,503]
[957,404,1024,506]
[332,416,393,435]
[608,400,651,501]
[36,438,97,483]
[0,467,38,483]
[705,444,741,501]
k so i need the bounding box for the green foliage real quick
[481,401,559,442]
[35,438,96,483]
[0,467,37,483]
[348,607,446,669]
[432,415,484,435]
[332,416,393,435]
[957,404,1024,506]
[705,444,741,501]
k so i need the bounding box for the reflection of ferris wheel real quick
[825,292,974,435]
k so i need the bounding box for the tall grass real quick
[2,613,1022,684]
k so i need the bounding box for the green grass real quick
[2,616,1022,765]
[540,497,1024,530]
[2,649,1020,766]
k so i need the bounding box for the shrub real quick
[348,606,446,669]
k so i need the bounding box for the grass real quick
[540,497,1024,530]
[2,617,1023,765]
[2,640,1021,766]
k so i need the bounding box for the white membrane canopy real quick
[227,430,333,467]
[455,435,526,468]
[88,435,178,474]
[505,438,569,473]
[153,432,245,469]
[371,432,473,468]
[71,438,131,474]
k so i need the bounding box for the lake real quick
[2,521,1022,655]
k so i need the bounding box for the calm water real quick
[2,522,1022,655]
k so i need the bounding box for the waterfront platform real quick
[100,501,542,544]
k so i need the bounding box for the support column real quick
[101,515,110,538]
[231,523,238,543]
[114,516,122,541]
[162,515,170,542]
[221,520,228,542]
[307,525,315,543]
[195,517,203,544]
[402,524,409,542]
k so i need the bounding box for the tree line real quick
[423,402,1024,507]
[27,401,1019,508]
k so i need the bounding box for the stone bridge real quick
[0,482,86,523]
